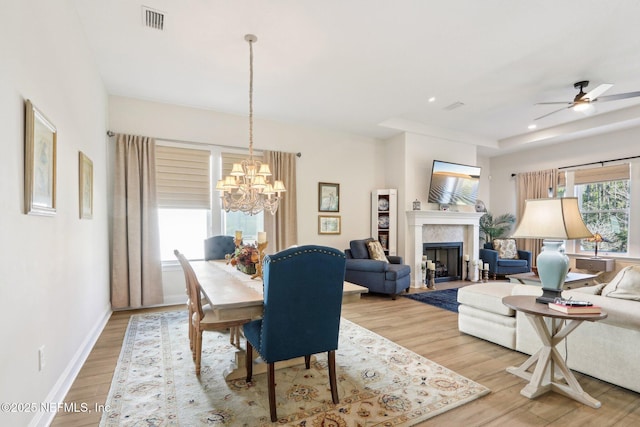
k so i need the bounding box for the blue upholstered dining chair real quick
[204,235,236,260]
[243,245,347,422]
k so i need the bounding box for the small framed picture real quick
[79,151,93,219]
[318,215,341,235]
[24,99,57,216]
[318,182,340,212]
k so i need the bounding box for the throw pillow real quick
[602,265,640,301]
[367,240,388,262]
[493,238,519,259]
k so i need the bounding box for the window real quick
[155,144,265,262]
[574,164,630,255]
[158,208,208,260]
[156,144,212,262]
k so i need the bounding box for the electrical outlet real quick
[38,346,45,371]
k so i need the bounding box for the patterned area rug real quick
[100,310,489,426]
[403,288,460,313]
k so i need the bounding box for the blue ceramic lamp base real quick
[535,240,570,304]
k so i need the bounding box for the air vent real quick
[443,101,465,111]
[142,6,165,30]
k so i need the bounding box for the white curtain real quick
[111,134,163,308]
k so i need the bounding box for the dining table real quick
[189,260,369,379]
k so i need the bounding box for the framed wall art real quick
[24,99,57,216]
[318,215,341,235]
[79,151,93,219]
[318,182,340,212]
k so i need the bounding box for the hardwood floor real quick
[52,282,640,426]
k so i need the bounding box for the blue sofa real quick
[479,242,532,279]
[344,239,411,299]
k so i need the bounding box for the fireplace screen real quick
[423,242,462,283]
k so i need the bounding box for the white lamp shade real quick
[273,180,286,193]
[257,164,272,176]
[511,197,593,240]
[230,163,245,176]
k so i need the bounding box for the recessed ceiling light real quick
[428,97,436,103]
[528,124,537,130]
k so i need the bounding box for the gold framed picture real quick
[79,151,93,219]
[318,215,341,234]
[318,182,340,212]
[24,100,57,216]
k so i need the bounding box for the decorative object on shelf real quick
[511,197,593,304]
[413,199,421,211]
[378,234,388,250]
[229,243,259,275]
[377,215,390,229]
[318,215,341,234]
[79,151,93,219]
[378,197,389,211]
[318,182,340,212]
[589,233,604,258]
[216,34,286,215]
[24,99,57,216]
[251,232,268,280]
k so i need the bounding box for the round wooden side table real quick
[502,295,607,408]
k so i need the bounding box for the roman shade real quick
[156,145,211,209]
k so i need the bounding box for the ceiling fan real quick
[535,80,640,120]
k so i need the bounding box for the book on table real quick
[548,302,602,314]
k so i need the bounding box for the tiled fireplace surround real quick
[406,210,484,287]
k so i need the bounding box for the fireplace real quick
[406,210,483,287]
[423,242,463,283]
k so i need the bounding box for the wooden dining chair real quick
[174,250,250,375]
[243,245,347,422]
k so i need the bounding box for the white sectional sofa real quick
[457,266,640,394]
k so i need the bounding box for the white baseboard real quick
[29,303,112,427]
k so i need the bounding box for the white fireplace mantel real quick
[406,210,484,287]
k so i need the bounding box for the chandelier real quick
[216,34,286,215]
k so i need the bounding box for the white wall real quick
[0,1,111,426]
[108,96,386,302]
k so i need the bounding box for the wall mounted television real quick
[427,160,481,206]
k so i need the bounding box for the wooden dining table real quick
[189,260,368,379]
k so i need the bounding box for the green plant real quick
[479,212,516,243]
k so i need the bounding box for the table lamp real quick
[511,197,593,304]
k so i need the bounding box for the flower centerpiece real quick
[229,244,259,275]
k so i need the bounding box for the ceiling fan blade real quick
[535,101,573,105]
[583,83,613,101]
[595,91,640,102]
[534,105,573,120]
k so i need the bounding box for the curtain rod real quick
[106,130,302,158]
[511,154,640,177]
[556,154,639,170]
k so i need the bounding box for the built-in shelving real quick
[371,189,397,255]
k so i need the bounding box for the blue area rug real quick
[403,288,459,313]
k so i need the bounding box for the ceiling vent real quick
[142,6,165,30]
[443,101,465,111]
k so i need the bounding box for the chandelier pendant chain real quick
[248,36,254,161]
